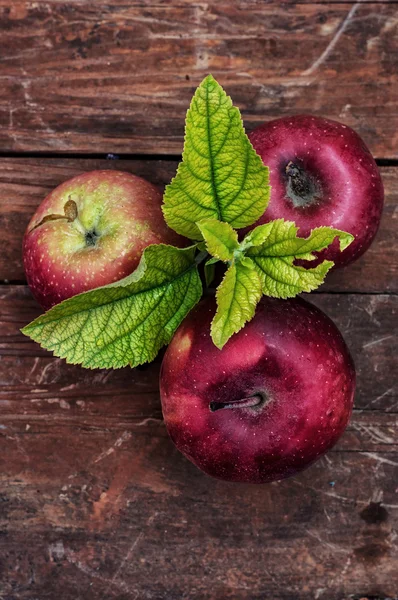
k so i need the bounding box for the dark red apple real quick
[23,170,184,310]
[248,115,384,267]
[160,295,355,483]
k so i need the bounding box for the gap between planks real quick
[0,152,397,167]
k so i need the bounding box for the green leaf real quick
[245,220,354,298]
[197,241,207,252]
[211,257,262,349]
[197,218,239,262]
[163,74,270,240]
[22,245,202,369]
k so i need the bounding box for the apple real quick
[23,170,184,310]
[248,115,384,267]
[160,295,355,483]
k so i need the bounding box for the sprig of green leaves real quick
[196,217,353,348]
[22,75,354,366]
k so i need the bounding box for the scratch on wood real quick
[30,397,70,409]
[353,424,396,445]
[8,107,15,129]
[100,511,158,599]
[302,2,360,75]
[363,452,398,468]
[363,387,394,409]
[28,357,40,378]
[293,479,359,505]
[59,383,78,392]
[132,417,163,427]
[36,359,62,385]
[340,556,351,578]
[93,431,132,464]
[363,335,394,349]
[65,547,133,594]
[307,530,350,555]
[101,532,144,599]
[49,540,65,562]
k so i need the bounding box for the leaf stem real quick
[195,250,209,265]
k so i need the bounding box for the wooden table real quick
[0,2,397,598]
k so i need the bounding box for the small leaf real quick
[22,245,202,369]
[197,218,239,262]
[245,220,354,298]
[211,257,262,349]
[163,75,270,240]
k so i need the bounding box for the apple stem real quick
[64,199,78,222]
[29,198,86,234]
[209,394,265,412]
[63,199,89,238]
[195,250,209,265]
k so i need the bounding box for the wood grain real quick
[0,1,391,5]
[0,1,396,597]
[0,444,397,599]
[0,158,396,293]
[0,286,397,599]
[2,286,397,412]
[0,2,396,156]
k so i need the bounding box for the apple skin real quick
[160,295,355,483]
[23,170,184,310]
[248,115,384,267]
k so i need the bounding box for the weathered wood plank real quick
[0,441,397,599]
[0,1,391,5]
[1,287,397,414]
[0,2,396,157]
[0,287,397,597]
[0,158,396,293]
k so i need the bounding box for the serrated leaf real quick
[244,220,353,258]
[211,257,262,349]
[245,220,354,298]
[197,218,239,262]
[22,245,202,369]
[163,74,270,240]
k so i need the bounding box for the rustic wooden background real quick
[0,1,397,599]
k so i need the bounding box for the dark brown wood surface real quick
[0,288,397,599]
[0,1,397,599]
[0,1,396,156]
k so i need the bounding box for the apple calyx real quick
[285,161,321,208]
[209,393,267,412]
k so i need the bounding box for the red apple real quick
[248,115,384,267]
[23,170,184,310]
[160,295,355,483]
